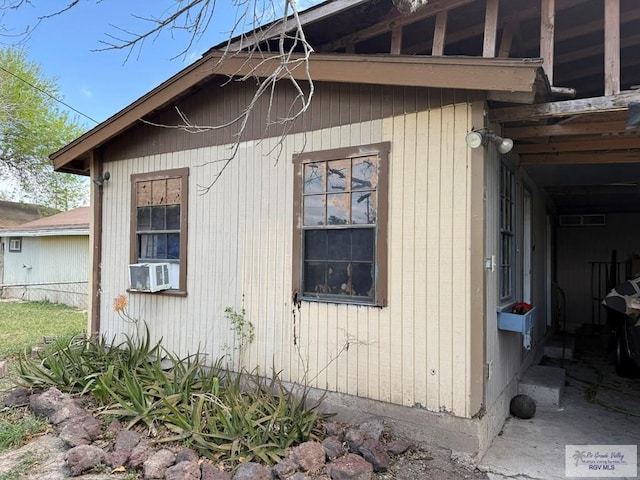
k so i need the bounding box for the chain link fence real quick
[0,281,88,310]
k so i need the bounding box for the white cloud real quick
[80,86,93,98]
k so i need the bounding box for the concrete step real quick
[518,365,565,408]
[544,336,574,360]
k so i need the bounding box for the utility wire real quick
[0,63,99,125]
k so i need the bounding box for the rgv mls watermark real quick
[566,445,637,477]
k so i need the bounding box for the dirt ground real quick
[0,429,488,479]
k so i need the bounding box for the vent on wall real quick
[559,214,606,227]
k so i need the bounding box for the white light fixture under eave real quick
[465,129,514,154]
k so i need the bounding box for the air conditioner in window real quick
[128,263,171,292]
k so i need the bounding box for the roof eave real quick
[52,52,544,172]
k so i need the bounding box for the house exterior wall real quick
[98,83,483,419]
[0,235,89,309]
[483,144,549,430]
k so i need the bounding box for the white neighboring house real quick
[0,207,89,309]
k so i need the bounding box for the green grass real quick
[0,301,87,358]
[0,408,48,451]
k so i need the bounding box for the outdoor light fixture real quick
[93,171,111,186]
[465,129,514,154]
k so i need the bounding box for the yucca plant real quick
[15,322,330,468]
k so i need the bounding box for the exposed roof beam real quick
[483,0,499,57]
[490,89,640,122]
[540,0,555,84]
[604,0,620,95]
[516,136,640,154]
[390,26,403,54]
[404,0,588,55]
[432,11,448,56]
[505,120,628,138]
[317,0,478,52]
[520,150,640,165]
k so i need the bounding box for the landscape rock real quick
[104,430,142,468]
[324,421,345,440]
[322,437,346,460]
[166,460,202,480]
[233,461,273,480]
[176,448,200,464]
[358,438,390,472]
[129,438,154,468]
[344,429,366,453]
[386,438,412,455]
[357,418,384,441]
[49,401,87,425]
[58,415,103,447]
[327,454,373,480]
[143,448,177,479]
[201,462,232,480]
[272,456,298,479]
[30,387,70,418]
[292,441,326,472]
[65,444,106,476]
[2,387,31,407]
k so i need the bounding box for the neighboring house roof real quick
[0,206,89,237]
[0,200,58,228]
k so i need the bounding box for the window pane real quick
[151,206,166,230]
[137,181,152,206]
[152,179,167,205]
[352,229,374,261]
[167,233,180,259]
[166,205,181,230]
[327,262,350,294]
[304,195,325,226]
[139,234,153,259]
[352,263,374,297]
[155,234,168,258]
[327,193,349,225]
[327,159,350,192]
[304,230,327,260]
[352,155,378,190]
[327,229,350,261]
[304,163,325,194]
[137,206,151,231]
[304,262,326,294]
[166,178,182,204]
[352,191,376,224]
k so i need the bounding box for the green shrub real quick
[15,324,330,467]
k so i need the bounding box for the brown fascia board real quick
[51,51,544,171]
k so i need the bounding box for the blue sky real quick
[1,0,319,128]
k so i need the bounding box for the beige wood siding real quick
[100,91,481,417]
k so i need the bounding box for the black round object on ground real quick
[510,394,536,419]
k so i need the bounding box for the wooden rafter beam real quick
[604,0,620,95]
[483,0,499,57]
[498,14,517,57]
[317,0,478,52]
[390,26,403,54]
[520,150,640,165]
[516,136,640,154]
[403,0,588,55]
[505,120,628,139]
[540,0,555,85]
[489,90,640,122]
[432,11,447,56]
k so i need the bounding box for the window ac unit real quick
[128,263,171,292]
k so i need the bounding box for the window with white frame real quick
[499,162,515,303]
[8,237,22,252]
